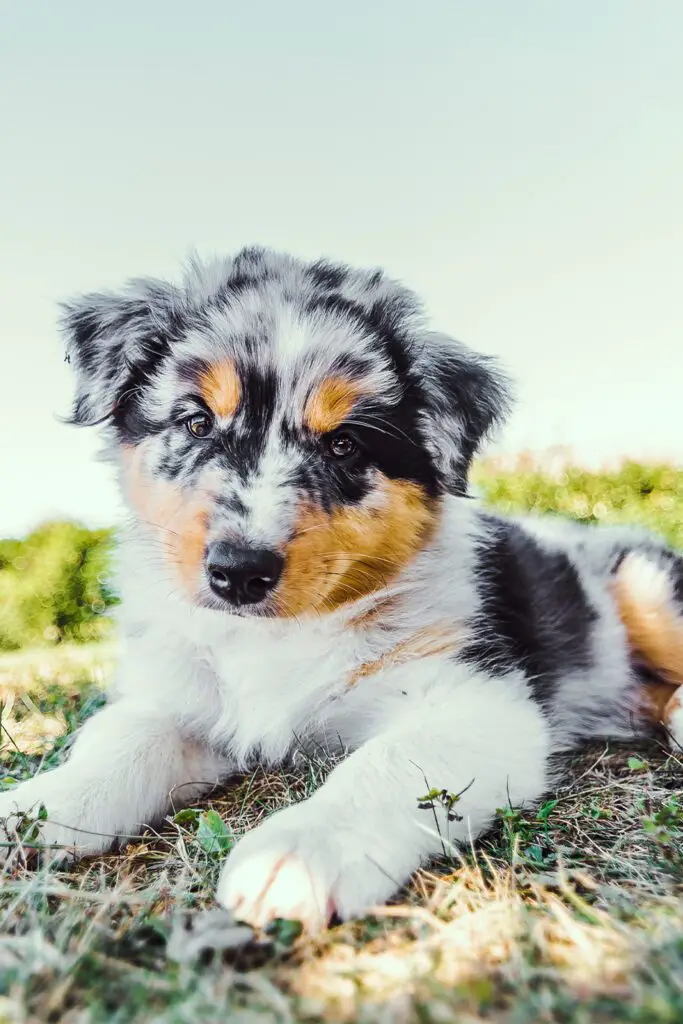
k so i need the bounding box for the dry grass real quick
[1,647,683,1023]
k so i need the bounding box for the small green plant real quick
[174,807,234,856]
[417,787,466,823]
[496,799,559,867]
[642,796,683,859]
[583,799,614,820]
[0,800,48,849]
[265,918,304,948]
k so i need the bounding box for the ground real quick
[1,642,682,1024]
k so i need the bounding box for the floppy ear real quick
[413,332,513,494]
[59,280,178,429]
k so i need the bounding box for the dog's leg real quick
[611,550,683,748]
[0,701,227,861]
[217,670,550,931]
[662,687,683,749]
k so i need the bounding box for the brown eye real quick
[186,413,214,439]
[328,433,358,459]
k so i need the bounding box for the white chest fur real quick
[201,615,365,764]
[112,499,480,768]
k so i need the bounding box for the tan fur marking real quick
[347,626,461,688]
[643,681,681,725]
[276,477,440,617]
[198,360,241,419]
[304,377,364,434]
[347,596,400,629]
[173,505,211,593]
[122,445,210,598]
[612,559,683,688]
[612,554,683,728]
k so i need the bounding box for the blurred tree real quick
[0,522,117,650]
[474,459,683,550]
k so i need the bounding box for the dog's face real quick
[61,248,510,617]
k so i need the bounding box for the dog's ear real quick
[59,280,177,429]
[412,332,513,494]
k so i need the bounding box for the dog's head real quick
[61,248,511,616]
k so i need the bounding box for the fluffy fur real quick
[1,247,682,931]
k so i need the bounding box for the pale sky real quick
[2,1,682,537]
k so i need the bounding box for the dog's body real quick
[1,248,682,930]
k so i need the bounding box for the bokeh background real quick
[1,1,682,649]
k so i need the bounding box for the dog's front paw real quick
[0,774,105,866]
[216,804,404,932]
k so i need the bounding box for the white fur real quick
[667,697,683,751]
[217,670,549,929]
[0,703,227,859]
[616,550,674,606]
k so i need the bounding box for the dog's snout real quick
[206,543,284,606]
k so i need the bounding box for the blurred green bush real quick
[0,521,117,651]
[0,459,681,651]
[473,457,683,550]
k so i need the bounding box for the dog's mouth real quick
[201,592,278,619]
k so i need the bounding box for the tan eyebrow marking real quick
[198,359,241,419]
[303,376,366,434]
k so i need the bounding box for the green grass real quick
[1,459,683,1022]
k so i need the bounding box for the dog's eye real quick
[186,413,214,439]
[327,433,358,460]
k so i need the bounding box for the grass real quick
[2,655,682,1020]
[1,458,683,1022]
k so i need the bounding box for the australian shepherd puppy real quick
[1,248,682,931]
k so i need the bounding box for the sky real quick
[1,1,682,537]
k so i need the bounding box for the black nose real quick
[205,543,284,605]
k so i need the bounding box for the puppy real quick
[1,248,682,931]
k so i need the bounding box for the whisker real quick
[345,415,419,447]
[137,517,182,539]
[320,551,406,570]
[119,513,183,540]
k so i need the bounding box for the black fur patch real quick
[460,514,598,708]
[673,560,683,609]
[61,291,180,436]
[112,335,172,442]
[298,292,443,495]
[343,400,440,495]
[186,365,281,484]
[432,352,508,486]
[307,260,349,290]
